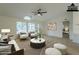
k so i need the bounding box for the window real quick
[16,22,39,34]
[28,23,36,32]
[16,22,27,34]
[36,24,40,33]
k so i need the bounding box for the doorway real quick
[62,21,69,38]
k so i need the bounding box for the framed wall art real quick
[48,22,57,31]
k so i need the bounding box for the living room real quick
[0,3,79,55]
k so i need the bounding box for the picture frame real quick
[48,22,57,31]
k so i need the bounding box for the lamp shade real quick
[1,29,10,33]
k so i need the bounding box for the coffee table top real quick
[30,38,45,43]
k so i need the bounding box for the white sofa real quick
[8,39,20,51]
[0,35,24,55]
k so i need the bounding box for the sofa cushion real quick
[0,45,11,55]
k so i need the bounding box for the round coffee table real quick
[30,38,45,49]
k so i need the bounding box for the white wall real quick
[0,3,68,38]
[66,12,73,40]
[67,12,79,43]
[0,16,46,35]
[43,17,64,37]
[72,12,79,43]
[0,15,65,38]
[73,12,79,34]
[0,16,27,34]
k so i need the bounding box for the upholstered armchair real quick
[29,32,38,39]
[19,32,28,40]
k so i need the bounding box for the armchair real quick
[19,32,28,40]
[29,32,38,39]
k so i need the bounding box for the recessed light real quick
[24,16,31,20]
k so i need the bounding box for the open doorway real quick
[62,20,70,38]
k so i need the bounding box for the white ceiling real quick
[0,3,78,20]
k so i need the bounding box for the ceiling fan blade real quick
[37,8,41,11]
[42,11,47,13]
[41,11,47,13]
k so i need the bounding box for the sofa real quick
[0,39,24,55]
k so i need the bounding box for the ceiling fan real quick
[32,8,47,16]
